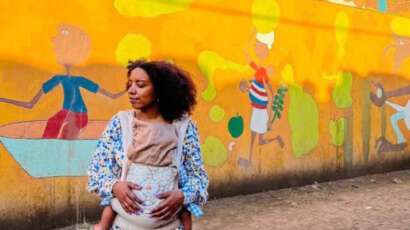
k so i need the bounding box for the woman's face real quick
[127,67,156,110]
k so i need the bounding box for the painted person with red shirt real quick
[238,31,284,168]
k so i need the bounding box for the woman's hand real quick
[150,189,184,220]
[112,181,143,213]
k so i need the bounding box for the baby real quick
[95,112,192,230]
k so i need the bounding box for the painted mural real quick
[0,25,125,177]
[1,0,410,228]
[325,0,410,14]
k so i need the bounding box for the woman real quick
[87,60,209,229]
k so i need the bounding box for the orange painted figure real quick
[0,25,125,139]
[238,31,284,168]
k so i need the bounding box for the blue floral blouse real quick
[87,115,209,218]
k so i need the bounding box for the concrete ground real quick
[58,170,410,230]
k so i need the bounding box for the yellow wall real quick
[1,0,410,228]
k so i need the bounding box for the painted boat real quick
[0,120,107,178]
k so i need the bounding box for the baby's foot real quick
[93,224,102,230]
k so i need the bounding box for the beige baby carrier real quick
[111,110,190,230]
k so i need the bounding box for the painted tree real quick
[271,86,288,124]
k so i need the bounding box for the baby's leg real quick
[179,208,192,230]
[95,206,116,230]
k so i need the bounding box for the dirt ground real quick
[60,170,410,230]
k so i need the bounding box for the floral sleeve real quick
[87,115,125,206]
[178,120,209,217]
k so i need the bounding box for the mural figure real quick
[237,31,284,168]
[327,0,410,13]
[384,35,410,71]
[370,81,410,153]
[0,25,125,139]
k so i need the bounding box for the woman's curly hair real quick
[126,60,197,123]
